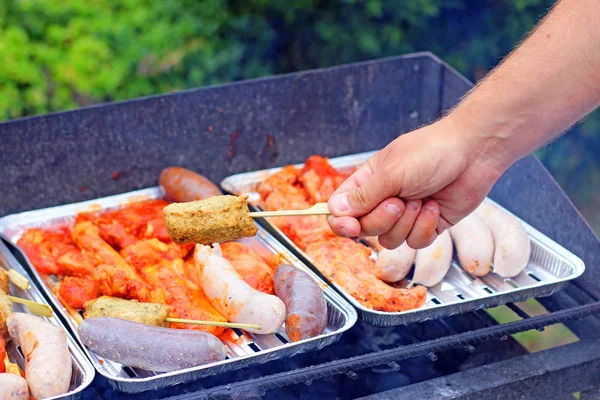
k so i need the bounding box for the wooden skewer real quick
[7,269,30,290]
[7,296,53,318]
[165,317,261,331]
[4,354,19,376]
[249,202,330,218]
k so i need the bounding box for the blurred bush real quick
[0,0,555,118]
[1,0,598,231]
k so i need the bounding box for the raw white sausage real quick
[0,374,29,400]
[7,313,72,400]
[449,213,494,277]
[374,242,416,283]
[476,202,531,278]
[413,231,453,287]
[194,244,286,334]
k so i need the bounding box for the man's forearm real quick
[449,0,600,170]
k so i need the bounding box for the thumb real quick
[328,156,399,217]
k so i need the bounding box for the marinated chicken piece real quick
[17,228,84,276]
[72,221,165,303]
[83,296,171,327]
[221,242,274,294]
[72,221,132,269]
[0,289,13,339]
[272,215,336,251]
[77,199,170,249]
[59,276,100,309]
[305,237,426,312]
[94,220,138,249]
[164,195,258,245]
[257,165,304,201]
[93,264,161,304]
[299,155,349,203]
[121,239,227,335]
[55,250,97,277]
[0,268,9,293]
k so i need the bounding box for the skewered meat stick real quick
[1,289,54,341]
[163,195,330,245]
[0,268,29,293]
[83,296,262,331]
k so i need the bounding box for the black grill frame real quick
[1,52,599,399]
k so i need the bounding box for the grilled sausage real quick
[159,166,222,202]
[273,264,327,342]
[374,242,416,283]
[164,195,258,245]
[449,213,494,277]
[7,313,72,400]
[0,374,30,400]
[194,244,286,334]
[475,202,531,278]
[79,317,227,372]
[413,230,453,287]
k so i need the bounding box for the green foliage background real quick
[1,0,598,232]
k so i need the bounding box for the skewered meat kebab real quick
[164,194,330,245]
[83,296,261,330]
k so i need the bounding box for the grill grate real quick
[174,300,600,399]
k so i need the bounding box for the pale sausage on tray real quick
[449,212,493,277]
[194,244,286,334]
[412,230,453,287]
[375,242,416,283]
[159,166,222,202]
[7,313,72,400]
[476,202,531,278]
[273,264,327,342]
[79,317,227,372]
[0,374,30,400]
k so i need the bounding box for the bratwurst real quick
[0,374,30,400]
[273,264,327,342]
[159,166,222,202]
[7,313,72,400]
[79,317,227,372]
[194,244,286,334]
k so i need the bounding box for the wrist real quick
[444,94,539,172]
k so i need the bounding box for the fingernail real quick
[340,227,350,237]
[385,203,402,216]
[330,194,350,213]
[424,204,438,214]
[407,200,420,211]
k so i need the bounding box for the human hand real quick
[327,116,508,250]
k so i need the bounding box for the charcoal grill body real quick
[1,52,599,400]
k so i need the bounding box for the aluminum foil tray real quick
[220,151,586,327]
[0,188,357,393]
[0,240,95,400]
